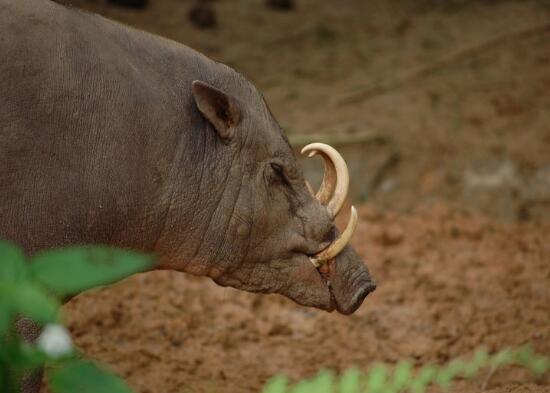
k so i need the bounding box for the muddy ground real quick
[55,0,550,392]
[65,203,550,393]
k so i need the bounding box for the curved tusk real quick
[305,181,315,197]
[310,206,358,268]
[301,145,336,205]
[301,143,350,218]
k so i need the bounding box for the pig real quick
[0,0,375,391]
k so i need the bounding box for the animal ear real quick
[191,80,242,140]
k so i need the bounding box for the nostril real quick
[350,284,375,310]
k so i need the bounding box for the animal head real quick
[158,79,375,314]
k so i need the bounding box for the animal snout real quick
[348,280,376,314]
[337,276,376,315]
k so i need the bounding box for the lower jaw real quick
[315,260,338,312]
[315,259,375,314]
[327,284,338,312]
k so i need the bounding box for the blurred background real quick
[54,1,550,393]
[56,0,550,222]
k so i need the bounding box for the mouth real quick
[315,258,338,312]
[211,245,374,315]
[323,274,338,313]
[306,251,376,315]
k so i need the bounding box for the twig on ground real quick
[288,130,390,147]
[481,364,498,390]
[333,23,550,106]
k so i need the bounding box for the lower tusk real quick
[310,206,358,268]
[305,181,315,197]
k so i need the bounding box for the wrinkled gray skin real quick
[1,0,375,390]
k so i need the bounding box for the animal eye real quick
[270,163,284,176]
[270,163,290,186]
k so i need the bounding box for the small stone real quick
[188,5,217,29]
[265,0,294,11]
[107,0,149,9]
[374,224,404,246]
[360,204,382,222]
[268,323,293,336]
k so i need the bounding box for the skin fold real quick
[0,0,376,390]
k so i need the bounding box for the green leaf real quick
[0,360,17,393]
[446,360,465,377]
[366,364,387,393]
[256,347,549,393]
[417,364,438,384]
[392,361,412,390]
[4,339,49,372]
[263,375,288,393]
[435,369,453,390]
[0,299,13,335]
[491,348,513,368]
[515,346,535,365]
[30,246,153,296]
[529,356,549,375]
[0,362,5,392]
[289,380,315,393]
[338,367,361,393]
[0,241,28,282]
[49,360,133,393]
[310,371,333,393]
[463,349,488,377]
[411,364,438,393]
[472,348,489,368]
[410,378,426,393]
[4,283,60,324]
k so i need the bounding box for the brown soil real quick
[65,202,550,393]
[51,0,550,392]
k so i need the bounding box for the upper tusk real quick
[301,143,350,218]
[301,145,336,205]
[310,206,358,267]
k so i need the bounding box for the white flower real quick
[36,324,74,359]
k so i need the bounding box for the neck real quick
[152,120,242,277]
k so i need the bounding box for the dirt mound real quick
[64,203,550,393]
